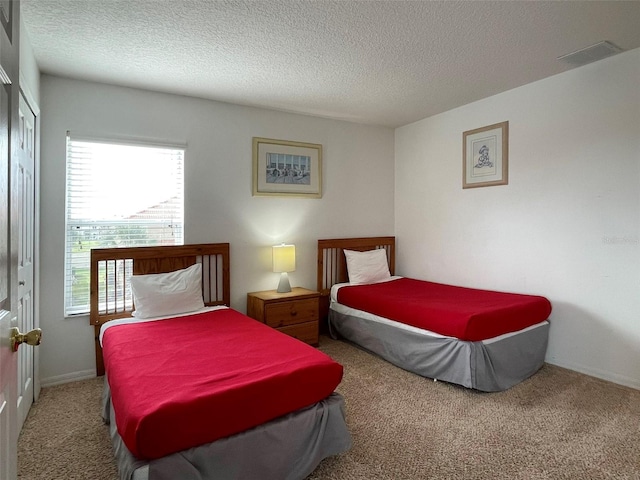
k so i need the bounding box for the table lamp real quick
[273,244,295,293]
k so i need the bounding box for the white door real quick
[16,92,37,431]
[0,0,22,477]
[0,63,16,480]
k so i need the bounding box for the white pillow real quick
[344,249,391,285]
[130,263,204,319]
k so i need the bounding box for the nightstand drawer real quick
[278,321,319,345]
[246,287,320,347]
[264,298,318,328]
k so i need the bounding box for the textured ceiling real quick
[21,0,640,128]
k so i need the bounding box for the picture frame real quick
[463,121,509,189]
[252,137,322,198]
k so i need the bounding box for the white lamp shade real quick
[272,244,296,273]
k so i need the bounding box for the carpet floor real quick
[18,336,640,479]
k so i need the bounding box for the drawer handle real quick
[290,309,297,316]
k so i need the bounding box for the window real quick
[64,134,184,316]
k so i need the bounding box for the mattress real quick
[335,277,552,341]
[101,307,344,460]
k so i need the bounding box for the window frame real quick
[63,133,186,317]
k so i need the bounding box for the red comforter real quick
[102,308,343,460]
[337,278,551,341]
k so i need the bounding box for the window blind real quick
[64,134,185,316]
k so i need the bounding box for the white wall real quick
[39,76,395,385]
[20,17,40,105]
[395,48,640,389]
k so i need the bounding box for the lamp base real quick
[277,272,292,293]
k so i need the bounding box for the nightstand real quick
[246,287,320,346]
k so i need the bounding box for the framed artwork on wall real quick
[463,121,509,189]
[252,137,322,198]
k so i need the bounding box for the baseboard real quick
[40,369,96,388]
[545,359,640,391]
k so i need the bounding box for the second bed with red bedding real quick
[336,277,552,341]
[330,276,551,391]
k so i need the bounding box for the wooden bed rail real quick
[317,236,395,326]
[90,243,230,376]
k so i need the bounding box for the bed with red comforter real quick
[336,277,551,342]
[102,307,345,461]
[92,244,351,480]
[101,307,351,479]
[318,237,552,392]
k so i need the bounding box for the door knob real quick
[10,327,42,352]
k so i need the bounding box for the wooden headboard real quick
[90,243,230,376]
[316,236,395,324]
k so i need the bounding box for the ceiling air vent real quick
[557,41,623,66]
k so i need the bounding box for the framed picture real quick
[463,121,508,189]
[252,137,322,198]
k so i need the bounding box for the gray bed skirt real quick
[329,305,549,392]
[102,380,351,480]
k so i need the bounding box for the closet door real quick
[16,92,36,431]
